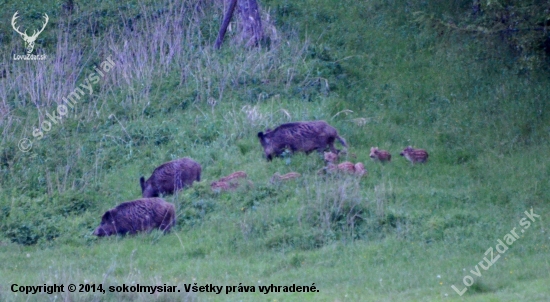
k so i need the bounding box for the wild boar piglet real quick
[400,146,428,164]
[369,147,391,162]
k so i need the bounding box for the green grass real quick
[1,0,550,301]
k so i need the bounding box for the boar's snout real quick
[93,224,114,237]
[93,227,106,237]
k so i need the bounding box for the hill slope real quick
[1,0,549,301]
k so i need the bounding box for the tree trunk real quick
[237,0,263,47]
[215,0,264,49]
[215,0,238,49]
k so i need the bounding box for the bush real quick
[301,175,366,242]
[414,1,550,70]
[0,190,101,245]
[1,195,61,245]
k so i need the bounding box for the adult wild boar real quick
[93,198,175,236]
[140,157,201,198]
[257,121,347,161]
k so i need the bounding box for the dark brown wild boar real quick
[257,121,347,161]
[93,198,175,236]
[140,158,201,198]
[400,146,429,164]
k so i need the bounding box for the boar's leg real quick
[327,137,340,154]
[160,217,174,233]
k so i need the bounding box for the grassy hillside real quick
[1,0,549,301]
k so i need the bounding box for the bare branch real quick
[215,0,238,49]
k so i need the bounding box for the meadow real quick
[0,0,549,301]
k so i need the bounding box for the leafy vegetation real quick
[413,0,550,71]
[1,0,549,301]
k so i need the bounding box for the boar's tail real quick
[336,135,348,154]
[337,135,347,148]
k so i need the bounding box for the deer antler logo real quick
[11,11,49,54]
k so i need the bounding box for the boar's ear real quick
[102,209,117,222]
[258,132,268,144]
[140,176,146,192]
[101,211,111,222]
